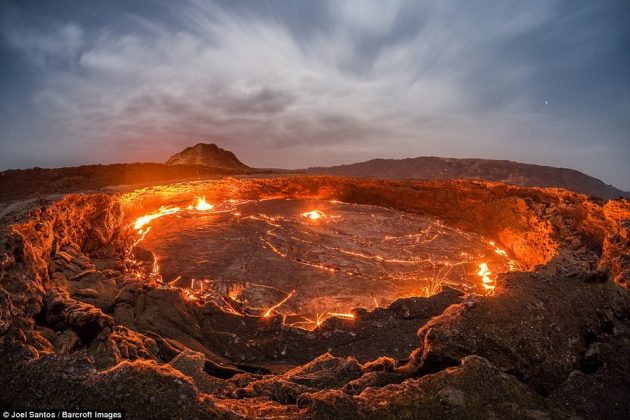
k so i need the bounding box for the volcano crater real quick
[2,176,630,418]
[135,198,513,327]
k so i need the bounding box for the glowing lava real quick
[263,290,296,318]
[301,210,325,220]
[129,198,217,283]
[189,196,214,211]
[130,198,514,329]
[133,197,215,235]
[328,312,355,320]
[133,206,181,233]
[478,262,495,291]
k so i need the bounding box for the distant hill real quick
[305,157,628,200]
[3,146,626,202]
[166,143,250,170]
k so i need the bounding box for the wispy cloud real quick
[0,0,628,189]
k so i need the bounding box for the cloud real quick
[3,21,84,68]
[0,0,628,189]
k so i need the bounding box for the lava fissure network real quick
[129,197,513,327]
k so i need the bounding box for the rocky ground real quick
[0,163,254,203]
[1,176,629,419]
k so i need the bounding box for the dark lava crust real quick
[1,176,629,419]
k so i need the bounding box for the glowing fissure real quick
[134,206,181,233]
[327,312,355,319]
[263,290,296,318]
[132,196,238,236]
[132,196,218,234]
[127,198,517,329]
[477,262,495,291]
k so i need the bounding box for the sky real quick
[1,0,629,190]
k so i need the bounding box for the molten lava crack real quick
[128,197,516,327]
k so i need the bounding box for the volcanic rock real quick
[0,288,15,334]
[169,349,225,393]
[1,175,629,418]
[43,291,114,342]
[165,142,250,170]
[353,355,562,419]
[53,330,81,354]
[412,271,630,395]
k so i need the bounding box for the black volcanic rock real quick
[305,157,628,200]
[165,143,250,170]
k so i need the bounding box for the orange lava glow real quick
[477,262,495,291]
[183,289,199,301]
[288,312,327,329]
[328,312,355,320]
[487,240,520,272]
[133,206,181,233]
[301,210,325,220]
[263,290,296,318]
[129,198,516,330]
[189,196,214,211]
[227,285,244,302]
[133,197,216,234]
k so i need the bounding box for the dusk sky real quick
[1,0,629,189]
